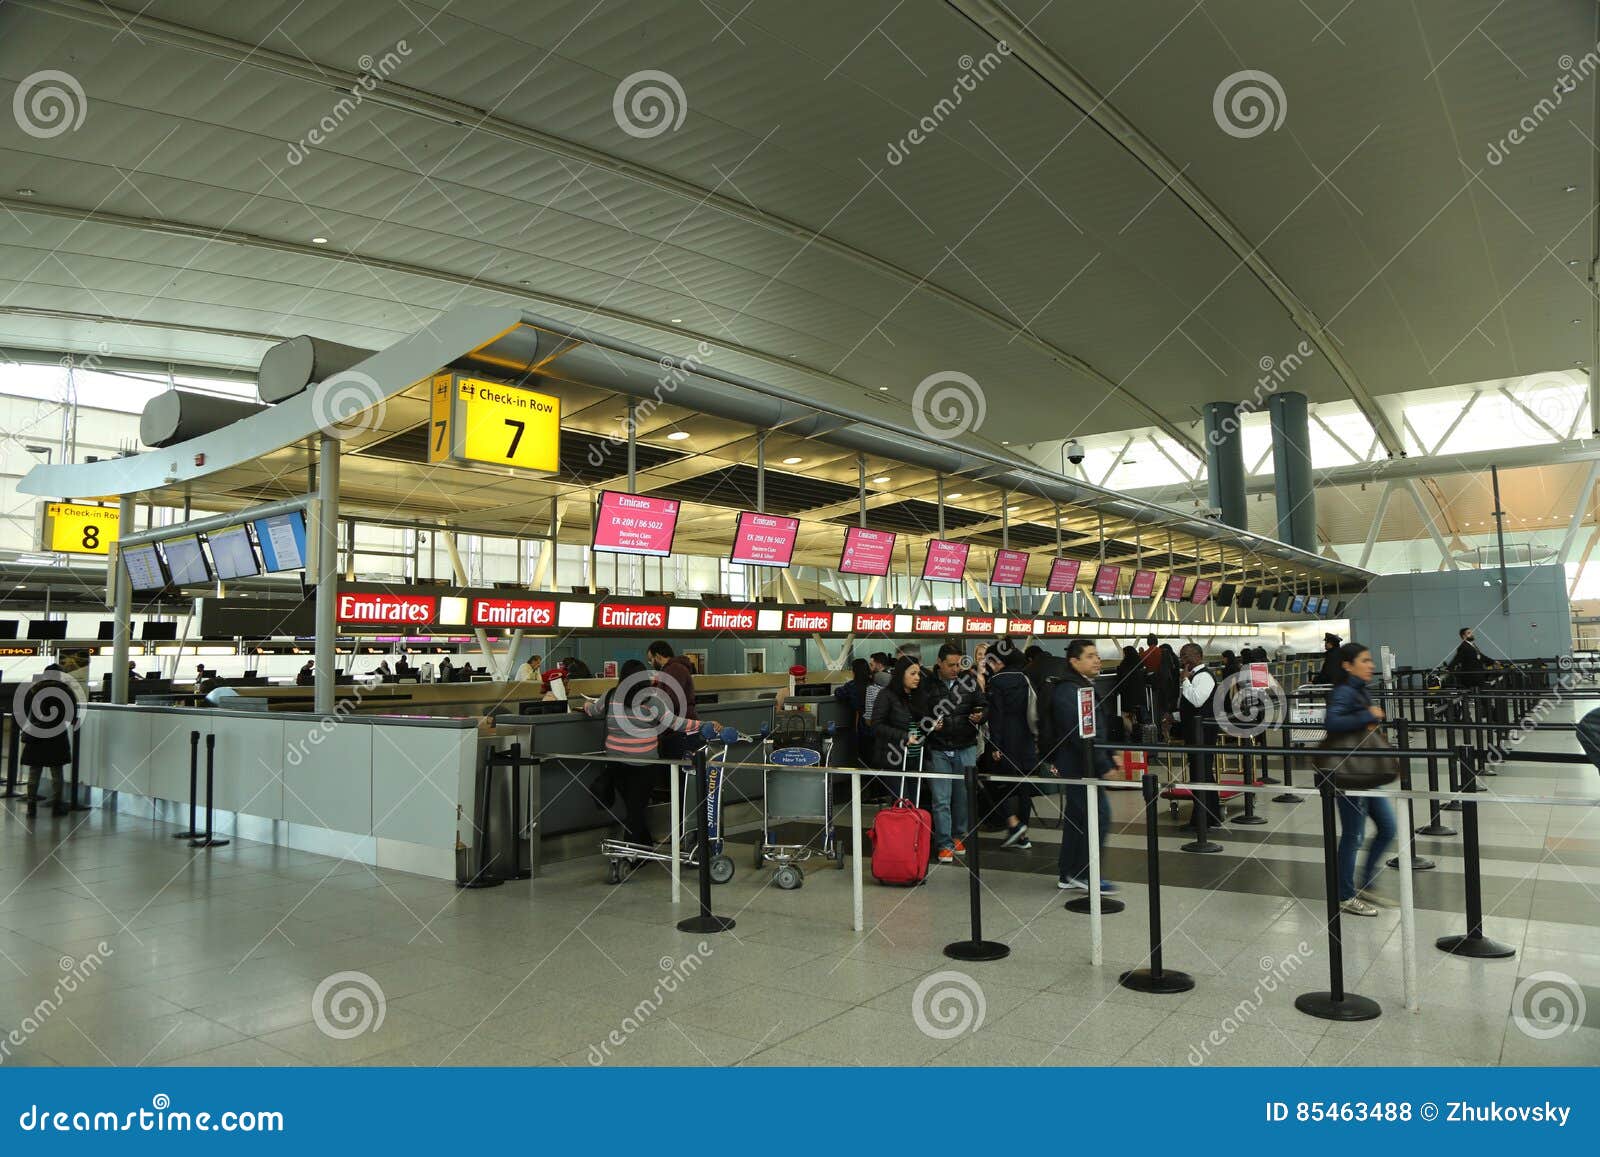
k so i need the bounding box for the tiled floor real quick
[0,713,1596,1067]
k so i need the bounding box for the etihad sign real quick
[700,606,757,632]
[470,598,556,628]
[783,610,832,633]
[336,593,437,625]
[596,602,666,630]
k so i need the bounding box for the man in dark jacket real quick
[1050,639,1118,893]
[983,640,1035,848]
[923,642,986,863]
[1449,627,1488,688]
[648,641,700,759]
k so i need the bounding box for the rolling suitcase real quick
[869,742,930,885]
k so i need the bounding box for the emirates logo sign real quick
[966,615,995,633]
[471,598,556,628]
[913,615,948,633]
[783,610,832,633]
[853,612,894,634]
[596,602,666,630]
[336,593,437,625]
[700,607,756,632]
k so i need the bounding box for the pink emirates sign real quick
[593,492,679,557]
[839,527,896,576]
[922,540,970,582]
[991,549,1029,588]
[730,511,800,568]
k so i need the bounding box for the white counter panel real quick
[371,725,472,849]
[209,715,286,820]
[148,714,210,803]
[282,722,372,835]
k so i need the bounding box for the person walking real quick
[1050,639,1119,893]
[982,640,1035,848]
[921,643,986,863]
[1325,642,1398,917]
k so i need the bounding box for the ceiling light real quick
[877,386,889,392]
[666,430,690,441]
[1565,185,1579,193]
[1570,259,1582,266]
[874,475,891,484]
[782,456,803,465]
[15,188,34,197]
[946,492,965,500]
[670,317,682,323]
[311,236,328,244]
[1573,319,1583,324]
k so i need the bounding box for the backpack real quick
[1029,656,1070,769]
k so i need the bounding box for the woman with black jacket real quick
[1114,645,1148,738]
[833,657,874,765]
[870,656,929,773]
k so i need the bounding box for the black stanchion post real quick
[1232,744,1266,825]
[1181,743,1222,853]
[459,743,505,889]
[188,734,230,849]
[1119,771,1194,994]
[1416,719,1454,837]
[66,714,89,812]
[678,743,735,934]
[1386,718,1433,871]
[946,760,1012,958]
[1255,733,1277,785]
[174,730,201,839]
[1440,695,1463,812]
[504,743,532,882]
[1274,744,1299,804]
[1294,766,1380,1021]
[0,715,19,799]
[1436,744,1514,959]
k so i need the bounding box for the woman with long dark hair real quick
[1325,641,1397,917]
[870,656,928,770]
[834,657,874,764]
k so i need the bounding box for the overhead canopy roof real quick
[17,305,1372,590]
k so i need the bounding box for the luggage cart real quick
[601,725,738,886]
[754,719,844,890]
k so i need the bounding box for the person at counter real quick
[647,641,699,759]
[585,658,717,866]
[439,656,454,682]
[395,655,416,680]
[296,660,315,687]
[515,653,543,683]
[834,658,874,764]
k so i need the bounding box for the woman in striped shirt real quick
[584,658,713,850]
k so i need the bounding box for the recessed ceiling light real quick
[947,492,965,500]
[670,317,682,323]
[782,456,803,465]
[666,430,690,441]
[1573,319,1583,324]
[874,475,891,483]
[877,386,889,391]
[1565,184,1579,193]
[311,236,328,244]
[16,188,34,197]
[1570,259,1582,266]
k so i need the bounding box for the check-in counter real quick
[75,692,853,881]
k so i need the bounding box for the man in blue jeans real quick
[923,643,986,864]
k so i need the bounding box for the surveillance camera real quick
[1066,439,1085,465]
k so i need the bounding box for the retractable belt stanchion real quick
[57,717,88,815]
[1436,744,1515,959]
[1232,743,1266,825]
[678,726,735,935]
[188,734,229,849]
[1273,744,1299,804]
[945,758,1011,959]
[173,731,202,839]
[499,743,532,882]
[1440,696,1464,812]
[1294,765,1380,1021]
[1,715,21,800]
[1181,741,1223,853]
[1119,770,1193,994]
[1254,734,1277,784]
[1386,718,1433,871]
[1415,717,1454,837]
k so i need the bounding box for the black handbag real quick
[1313,728,1399,789]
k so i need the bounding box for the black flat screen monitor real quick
[1213,583,1236,608]
[26,619,68,640]
[1236,586,1258,609]
[0,621,18,639]
[141,621,179,641]
[97,620,115,640]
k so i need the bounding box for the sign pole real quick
[110,495,135,705]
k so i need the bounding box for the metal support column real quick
[626,400,638,491]
[314,435,339,714]
[111,495,135,705]
[1202,400,1248,529]
[1267,390,1317,553]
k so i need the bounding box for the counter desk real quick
[74,694,853,883]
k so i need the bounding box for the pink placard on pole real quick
[839,527,897,576]
[1130,569,1157,599]
[1162,574,1187,601]
[1191,579,1214,605]
[1092,564,1121,596]
[729,511,800,568]
[922,540,971,581]
[991,549,1029,588]
[1046,557,1081,593]
[592,491,680,557]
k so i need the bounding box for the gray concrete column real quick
[1201,400,1247,529]
[1267,390,1316,552]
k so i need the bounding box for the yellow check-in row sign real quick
[428,373,560,472]
[39,502,121,555]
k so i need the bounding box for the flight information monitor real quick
[121,542,167,591]
[1046,558,1081,592]
[206,525,261,581]
[254,512,309,572]
[839,527,897,576]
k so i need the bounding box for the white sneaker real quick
[1340,898,1379,918]
[1058,877,1087,891]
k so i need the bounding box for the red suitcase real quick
[868,798,931,886]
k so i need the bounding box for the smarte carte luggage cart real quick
[753,717,845,890]
[601,724,737,886]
